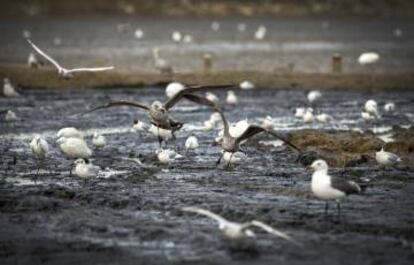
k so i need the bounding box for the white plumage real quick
[92,132,106,148]
[222,151,247,165]
[27,53,40,68]
[358,52,380,65]
[316,113,333,123]
[261,115,273,130]
[157,149,183,164]
[229,119,249,138]
[185,136,199,150]
[74,159,100,179]
[148,125,172,141]
[5,110,17,121]
[165,82,185,98]
[307,90,322,104]
[364,99,379,117]
[375,147,401,166]
[131,120,146,132]
[172,31,182,42]
[226,90,238,105]
[239,80,255,90]
[254,25,267,40]
[134,29,144,39]
[56,137,92,159]
[206,92,219,103]
[57,127,84,139]
[30,135,49,161]
[3,78,19,97]
[384,102,395,112]
[302,110,314,123]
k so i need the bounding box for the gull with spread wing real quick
[181,207,298,244]
[27,39,114,79]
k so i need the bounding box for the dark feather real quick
[266,130,302,152]
[83,100,149,115]
[331,177,361,195]
[236,125,266,145]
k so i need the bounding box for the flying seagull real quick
[85,85,235,147]
[200,102,301,167]
[27,39,114,79]
[181,207,298,244]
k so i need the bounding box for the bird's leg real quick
[69,161,73,178]
[171,131,179,152]
[324,202,329,217]
[216,154,223,167]
[157,127,163,148]
[226,153,234,169]
[336,201,341,220]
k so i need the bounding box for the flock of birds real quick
[0,28,406,244]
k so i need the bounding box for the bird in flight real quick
[27,39,114,79]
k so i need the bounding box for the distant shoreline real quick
[1,63,413,91]
[1,0,414,18]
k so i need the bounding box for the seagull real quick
[254,25,267,40]
[203,120,215,131]
[92,132,106,148]
[85,85,234,147]
[181,207,297,243]
[212,105,301,167]
[307,90,322,105]
[149,125,173,144]
[157,149,183,164]
[302,109,314,123]
[358,52,380,65]
[134,29,144,39]
[27,52,40,68]
[316,113,333,123]
[222,151,247,165]
[375,146,402,167]
[206,92,219,103]
[361,111,375,121]
[239,80,255,90]
[185,135,199,151]
[131,119,147,133]
[308,159,361,216]
[73,159,100,180]
[166,82,185,99]
[226,91,238,105]
[30,135,49,178]
[384,102,395,112]
[364,99,379,118]
[172,31,182,42]
[294,107,307,118]
[3,78,20,97]
[5,110,17,121]
[27,39,114,79]
[57,127,84,139]
[56,137,92,176]
[153,47,173,74]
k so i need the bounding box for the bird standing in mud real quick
[308,159,361,217]
[375,147,402,167]
[30,135,49,179]
[181,207,298,244]
[56,136,92,176]
[73,159,100,180]
[85,85,234,147]
[27,39,114,79]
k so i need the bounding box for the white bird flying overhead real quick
[309,159,361,216]
[358,52,380,65]
[3,78,19,97]
[74,159,100,180]
[30,135,49,177]
[92,132,106,148]
[27,39,114,79]
[375,146,402,167]
[181,207,297,243]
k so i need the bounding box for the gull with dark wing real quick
[27,39,114,79]
[85,85,234,147]
[181,207,298,244]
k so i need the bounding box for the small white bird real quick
[5,110,17,121]
[294,107,307,118]
[148,125,172,142]
[209,112,222,125]
[229,119,249,138]
[307,90,322,104]
[165,82,185,99]
[226,90,238,105]
[211,21,220,31]
[181,207,296,243]
[222,151,247,165]
[302,110,314,123]
[261,116,273,130]
[361,111,375,121]
[157,149,183,164]
[375,147,402,166]
[134,29,144,39]
[316,113,333,123]
[206,92,219,103]
[239,80,255,90]
[3,78,19,97]
[73,159,100,179]
[92,132,106,148]
[364,99,379,117]
[131,119,146,132]
[254,25,267,40]
[30,135,49,176]
[183,34,193,43]
[57,127,84,139]
[203,120,215,131]
[153,47,173,74]
[358,52,380,65]
[309,159,361,216]
[185,135,199,150]
[27,39,114,79]
[172,31,182,42]
[56,137,92,160]
[27,53,40,68]
[384,102,395,112]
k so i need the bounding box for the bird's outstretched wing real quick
[27,39,62,70]
[164,84,235,110]
[181,207,228,226]
[246,220,300,245]
[83,100,150,115]
[266,129,302,152]
[235,125,266,145]
[67,66,115,73]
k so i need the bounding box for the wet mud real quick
[1,88,414,265]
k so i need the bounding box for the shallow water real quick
[1,87,414,265]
